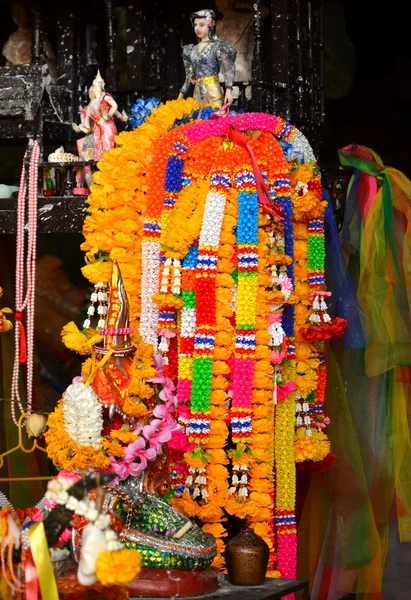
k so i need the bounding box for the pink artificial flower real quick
[72,376,84,383]
[177,405,191,421]
[309,290,332,301]
[58,528,72,544]
[58,470,82,483]
[149,354,178,407]
[32,509,47,522]
[168,428,195,452]
[156,329,176,339]
[324,417,331,425]
[267,312,282,325]
[143,418,174,453]
[110,437,157,479]
[271,349,286,364]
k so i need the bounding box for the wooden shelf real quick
[41,160,97,168]
[0,196,88,234]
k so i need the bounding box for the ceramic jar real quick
[225,527,269,586]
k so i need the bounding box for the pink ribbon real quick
[276,381,296,401]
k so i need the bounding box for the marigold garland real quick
[54,101,341,580]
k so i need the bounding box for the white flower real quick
[139,241,160,349]
[199,192,227,247]
[62,382,103,449]
[65,496,79,511]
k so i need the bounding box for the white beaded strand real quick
[10,140,40,425]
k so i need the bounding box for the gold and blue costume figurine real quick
[178,9,237,108]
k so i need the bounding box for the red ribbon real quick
[227,125,290,221]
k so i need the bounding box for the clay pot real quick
[225,527,269,586]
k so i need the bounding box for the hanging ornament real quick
[83,281,109,329]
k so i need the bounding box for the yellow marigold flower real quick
[122,397,150,418]
[95,549,141,586]
[212,361,230,376]
[61,322,102,355]
[249,491,271,507]
[256,330,271,345]
[210,553,225,572]
[211,375,228,391]
[252,418,272,434]
[209,420,229,438]
[294,429,331,462]
[294,435,316,462]
[215,331,233,347]
[217,258,235,274]
[152,292,183,310]
[253,372,272,390]
[219,231,236,245]
[170,495,200,518]
[254,359,273,375]
[110,430,137,444]
[127,381,155,400]
[198,503,224,522]
[252,389,272,404]
[209,406,227,422]
[81,260,113,284]
[251,433,272,448]
[206,434,227,449]
[207,449,229,465]
[216,314,232,331]
[252,404,272,421]
[290,163,313,185]
[218,244,235,259]
[226,498,260,519]
[249,479,272,494]
[251,447,271,463]
[252,519,272,538]
[213,346,231,361]
[202,523,228,538]
[255,345,271,360]
[295,373,316,396]
[207,463,229,480]
[210,390,228,405]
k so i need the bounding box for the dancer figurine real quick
[72,71,128,162]
[178,9,237,107]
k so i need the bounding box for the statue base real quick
[126,567,219,597]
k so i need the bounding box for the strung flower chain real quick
[229,463,249,498]
[83,281,109,330]
[295,392,312,434]
[189,171,230,444]
[230,167,259,443]
[45,477,121,550]
[184,466,208,500]
[309,291,332,324]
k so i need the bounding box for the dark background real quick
[320,0,410,175]
[0,0,408,174]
